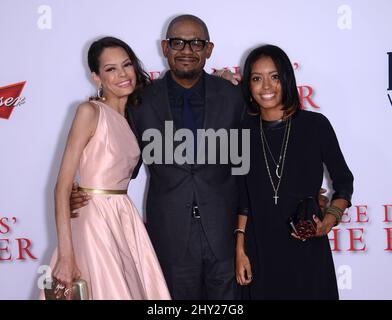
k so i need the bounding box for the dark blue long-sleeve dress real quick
[239,109,354,300]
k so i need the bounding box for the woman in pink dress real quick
[44,37,171,300]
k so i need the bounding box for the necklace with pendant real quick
[260,117,291,205]
[260,119,289,179]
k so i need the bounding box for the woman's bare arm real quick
[236,214,253,286]
[52,102,98,292]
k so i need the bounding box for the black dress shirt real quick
[166,71,205,131]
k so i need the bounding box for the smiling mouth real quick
[117,80,132,88]
[261,93,276,100]
[175,57,198,64]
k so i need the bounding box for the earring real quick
[97,86,106,101]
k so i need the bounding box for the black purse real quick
[289,196,324,239]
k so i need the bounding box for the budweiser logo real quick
[0,81,26,120]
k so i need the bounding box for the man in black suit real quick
[126,15,245,299]
[71,14,245,299]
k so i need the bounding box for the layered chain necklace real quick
[259,116,291,205]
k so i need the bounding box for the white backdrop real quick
[0,0,391,300]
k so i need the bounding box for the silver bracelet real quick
[234,228,245,235]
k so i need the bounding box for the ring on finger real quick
[56,284,65,291]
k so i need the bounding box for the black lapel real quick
[150,71,174,126]
[192,73,225,168]
[203,73,224,130]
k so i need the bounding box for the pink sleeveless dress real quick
[43,101,170,300]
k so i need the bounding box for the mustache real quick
[175,56,199,60]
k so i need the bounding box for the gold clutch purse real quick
[44,279,89,300]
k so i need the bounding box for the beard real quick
[172,68,202,80]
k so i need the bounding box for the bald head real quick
[166,14,210,40]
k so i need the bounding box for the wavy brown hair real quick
[87,36,150,106]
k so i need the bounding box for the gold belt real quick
[78,187,127,195]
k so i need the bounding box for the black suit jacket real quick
[127,71,246,263]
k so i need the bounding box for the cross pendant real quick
[273,194,279,205]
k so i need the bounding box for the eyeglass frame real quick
[166,38,210,52]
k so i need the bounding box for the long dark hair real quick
[242,44,301,115]
[87,36,150,106]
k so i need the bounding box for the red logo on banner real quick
[0,81,26,120]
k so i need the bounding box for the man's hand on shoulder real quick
[213,69,242,85]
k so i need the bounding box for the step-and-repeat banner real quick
[1,0,391,300]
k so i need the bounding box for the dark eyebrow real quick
[169,37,204,41]
[103,58,131,68]
[250,71,278,75]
